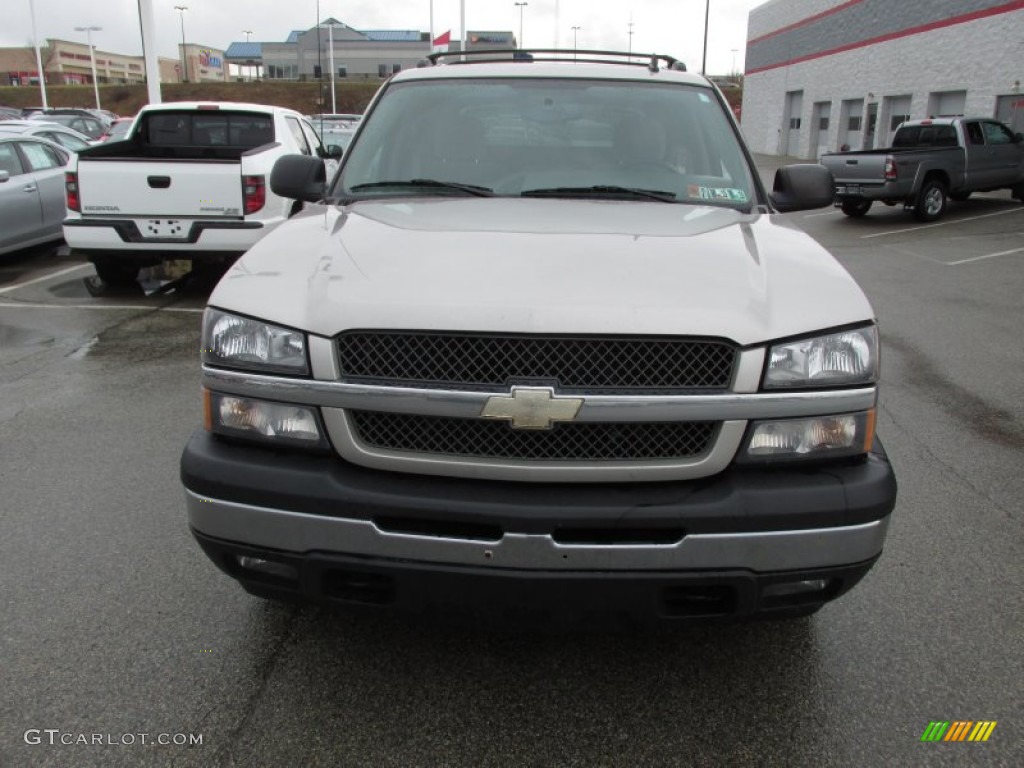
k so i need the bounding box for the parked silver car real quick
[0,136,71,256]
[0,120,94,153]
[28,112,106,140]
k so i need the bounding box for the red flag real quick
[432,30,451,46]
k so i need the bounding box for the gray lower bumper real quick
[186,489,889,573]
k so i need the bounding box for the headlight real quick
[764,326,878,389]
[739,410,875,463]
[202,309,308,375]
[205,391,329,450]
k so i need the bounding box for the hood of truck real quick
[211,198,874,346]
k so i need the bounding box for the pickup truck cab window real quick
[285,116,311,155]
[299,120,325,156]
[983,121,1014,145]
[965,121,984,145]
[144,112,275,149]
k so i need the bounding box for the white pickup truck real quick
[63,101,341,285]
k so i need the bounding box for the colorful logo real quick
[920,721,997,742]
[199,50,222,68]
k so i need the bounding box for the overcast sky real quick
[4,0,764,75]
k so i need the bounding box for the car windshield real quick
[107,121,133,141]
[338,77,755,210]
[318,125,356,150]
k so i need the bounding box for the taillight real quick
[65,171,80,212]
[884,159,897,182]
[242,175,266,215]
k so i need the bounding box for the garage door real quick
[930,90,966,118]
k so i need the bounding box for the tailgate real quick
[78,160,243,218]
[822,154,886,185]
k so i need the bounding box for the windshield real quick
[317,125,356,150]
[337,77,755,210]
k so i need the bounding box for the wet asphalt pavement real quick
[1,166,1022,767]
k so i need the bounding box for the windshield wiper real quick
[521,185,676,202]
[349,179,494,197]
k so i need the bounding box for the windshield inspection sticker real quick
[687,185,748,202]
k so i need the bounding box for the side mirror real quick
[270,154,326,202]
[770,163,834,212]
[0,170,9,184]
[1014,132,1023,144]
[326,144,343,160]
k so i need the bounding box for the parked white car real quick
[63,101,341,284]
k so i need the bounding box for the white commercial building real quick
[740,0,1024,158]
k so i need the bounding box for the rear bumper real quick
[833,182,905,202]
[181,431,897,620]
[63,216,270,255]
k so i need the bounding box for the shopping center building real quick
[225,19,515,82]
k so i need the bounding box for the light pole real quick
[327,23,337,114]
[571,25,580,59]
[701,0,710,75]
[75,26,102,109]
[731,48,738,77]
[28,0,48,108]
[514,2,528,49]
[174,5,188,82]
[627,15,634,59]
[243,30,253,81]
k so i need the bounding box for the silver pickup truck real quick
[821,117,1024,221]
[181,50,897,625]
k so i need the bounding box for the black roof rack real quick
[422,48,686,73]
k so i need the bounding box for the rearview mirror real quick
[770,164,835,212]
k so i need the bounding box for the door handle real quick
[23,184,37,193]
[148,176,171,188]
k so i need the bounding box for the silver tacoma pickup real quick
[821,117,1024,221]
[181,50,897,623]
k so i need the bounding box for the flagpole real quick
[429,0,434,51]
[460,0,466,61]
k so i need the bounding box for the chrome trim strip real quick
[201,366,877,422]
[186,490,890,572]
[733,347,766,394]
[323,410,746,482]
[308,335,340,381]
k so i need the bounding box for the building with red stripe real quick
[739,0,1024,157]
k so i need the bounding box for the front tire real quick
[914,179,947,222]
[840,199,872,217]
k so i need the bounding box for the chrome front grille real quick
[336,331,736,392]
[348,410,718,462]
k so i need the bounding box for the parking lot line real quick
[946,246,1024,266]
[0,263,93,295]
[0,301,203,313]
[860,207,1024,239]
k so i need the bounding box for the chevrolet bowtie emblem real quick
[480,387,584,430]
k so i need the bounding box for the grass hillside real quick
[0,81,382,117]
